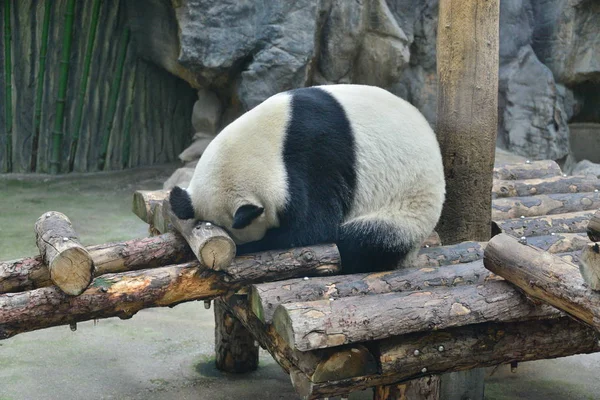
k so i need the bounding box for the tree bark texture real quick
[435,0,500,244]
[221,295,378,383]
[415,242,486,267]
[214,298,259,373]
[579,243,600,291]
[0,232,194,294]
[285,317,598,399]
[484,233,600,330]
[492,211,594,238]
[34,211,94,295]
[587,210,600,242]
[492,161,562,181]
[492,192,600,220]
[272,279,558,352]
[0,245,340,340]
[492,175,600,199]
[373,377,441,400]
[132,189,169,234]
[251,260,491,324]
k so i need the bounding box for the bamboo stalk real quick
[3,0,13,172]
[98,28,130,170]
[50,0,77,174]
[121,63,137,169]
[29,0,53,172]
[68,0,101,172]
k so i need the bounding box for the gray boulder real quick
[192,89,222,135]
[570,160,600,178]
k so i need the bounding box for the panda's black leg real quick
[337,219,415,274]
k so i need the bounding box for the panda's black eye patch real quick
[232,204,264,229]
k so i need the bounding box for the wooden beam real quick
[484,233,600,330]
[34,212,94,296]
[251,260,491,324]
[492,211,594,238]
[492,175,600,199]
[0,245,340,340]
[0,233,194,294]
[492,192,600,220]
[492,161,562,181]
[272,279,558,352]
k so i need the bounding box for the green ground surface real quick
[1,163,600,400]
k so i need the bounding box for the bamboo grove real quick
[0,0,196,174]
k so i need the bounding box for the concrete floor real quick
[1,161,600,400]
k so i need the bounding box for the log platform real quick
[3,160,600,399]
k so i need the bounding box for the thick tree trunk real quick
[492,192,600,220]
[435,0,500,244]
[484,233,600,330]
[492,175,600,199]
[214,298,259,373]
[492,161,562,181]
[492,211,594,238]
[251,260,490,324]
[587,210,600,242]
[580,243,600,290]
[0,232,194,294]
[272,279,558,352]
[34,212,94,295]
[0,245,340,340]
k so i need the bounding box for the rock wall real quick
[128,0,600,164]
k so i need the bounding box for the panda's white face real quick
[185,92,290,245]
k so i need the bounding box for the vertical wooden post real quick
[374,376,441,400]
[435,0,500,244]
[214,298,259,373]
[434,1,500,399]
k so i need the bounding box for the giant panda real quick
[170,84,445,274]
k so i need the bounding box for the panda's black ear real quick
[232,204,264,229]
[169,186,195,220]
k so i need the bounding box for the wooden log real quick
[290,317,599,400]
[34,212,94,296]
[587,210,600,242]
[491,192,600,220]
[131,189,168,224]
[374,377,441,400]
[492,160,562,181]
[0,233,194,294]
[251,260,492,324]
[0,245,340,340]
[492,175,600,199]
[525,233,590,254]
[272,279,559,352]
[214,298,259,373]
[415,241,486,267]
[580,243,600,290]
[222,295,378,383]
[483,233,600,331]
[492,211,594,237]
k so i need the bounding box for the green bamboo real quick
[30,0,53,172]
[121,63,137,169]
[98,27,130,171]
[68,0,101,172]
[3,0,13,172]
[50,0,76,174]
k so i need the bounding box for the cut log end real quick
[50,247,94,296]
[580,243,600,291]
[200,236,237,270]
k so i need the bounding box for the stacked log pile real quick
[3,160,600,399]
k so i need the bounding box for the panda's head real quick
[169,185,272,245]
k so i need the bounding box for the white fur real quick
[186,84,445,253]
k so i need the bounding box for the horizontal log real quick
[34,212,94,296]
[0,245,340,340]
[587,210,600,242]
[415,242,486,267]
[0,233,194,294]
[492,160,562,180]
[131,189,168,225]
[484,233,600,330]
[492,211,594,237]
[291,317,599,400]
[526,233,590,254]
[272,279,559,352]
[222,295,378,383]
[251,260,491,324]
[580,243,600,290]
[492,175,600,199]
[491,192,600,220]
